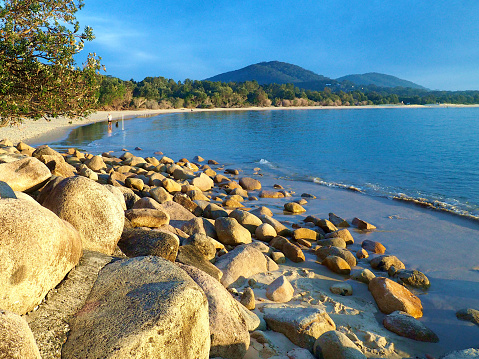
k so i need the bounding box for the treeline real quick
[97,76,479,110]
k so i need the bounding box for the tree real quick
[0,0,103,126]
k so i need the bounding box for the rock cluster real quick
[0,138,476,358]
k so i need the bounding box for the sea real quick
[48,106,479,221]
[43,106,479,354]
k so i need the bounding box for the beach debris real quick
[369,277,423,318]
[383,311,439,342]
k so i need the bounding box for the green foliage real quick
[0,0,103,126]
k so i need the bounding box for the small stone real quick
[314,330,366,359]
[356,248,369,259]
[317,219,338,233]
[255,223,277,242]
[330,283,353,296]
[240,287,256,310]
[266,275,294,302]
[396,269,430,289]
[271,251,286,264]
[239,177,262,191]
[370,255,405,272]
[352,217,376,230]
[351,268,376,284]
[301,193,316,199]
[284,202,306,213]
[328,213,350,228]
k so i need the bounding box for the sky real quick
[76,0,479,91]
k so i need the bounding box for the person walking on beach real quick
[107,113,113,131]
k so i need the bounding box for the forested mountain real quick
[205,61,332,85]
[205,61,427,92]
[336,72,427,90]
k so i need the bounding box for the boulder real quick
[456,308,479,326]
[396,269,430,289]
[125,177,144,191]
[369,277,423,318]
[42,176,124,255]
[62,256,210,359]
[383,311,439,342]
[125,208,170,228]
[313,330,366,359]
[182,233,217,261]
[352,217,376,230]
[370,255,405,272]
[293,227,319,242]
[266,275,294,302]
[176,245,223,281]
[271,251,286,264]
[215,245,278,288]
[263,304,336,352]
[351,268,376,284]
[0,157,51,192]
[162,178,182,193]
[0,199,82,314]
[284,202,306,213]
[250,206,273,217]
[84,155,106,172]
[0,309,41,358]
[316,219,338,233]
[239,177,261,190]
[103,184,127,210]
[356,248,369,259]
[40,154,76,177]
[325,229,354,245]
[190,172,214,191]
[259,190,284,198]
[255,223,277,242]
[215,217,252,245]
[328,213,350,228]
[282,241,306,263]
[173,193,202,216]
[119,228,179,261]
[181,217,217,239]
[361,239,386,254]
[259,214,290,236]
[149,186,173,203]
[229,209,262,233]
[158,200,196,228]
[177,264,250,359]
[322,256,351,275]
[204,203,229,220]
[318,237,347,248]
[316,246,356,267]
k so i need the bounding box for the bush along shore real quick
[0,138,478,359]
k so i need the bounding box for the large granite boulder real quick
[42,176,124,255]
[263,304,336,352]
[176,245,222,281]
[0,198,82,314]
[158,200,196,228]
[62,256,210,359]
[0,309,41,358]
[119,227,179,261]
[190,172,214,191]
[178,264,250,359]
[0,157,51,192]
[215,245,278,288]
[369,277,423,318]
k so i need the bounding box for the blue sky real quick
[77,0,479,91]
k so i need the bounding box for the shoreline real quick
[1,103,478,146]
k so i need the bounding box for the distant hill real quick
[336,72,427,90]
[205,61,332,85]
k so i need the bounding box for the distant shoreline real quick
[1,103,478,146]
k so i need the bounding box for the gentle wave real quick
[311,177,479,222]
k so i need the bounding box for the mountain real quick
[205,61,332,85]
[336,72,427,90]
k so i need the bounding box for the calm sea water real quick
[48,107,479,219]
